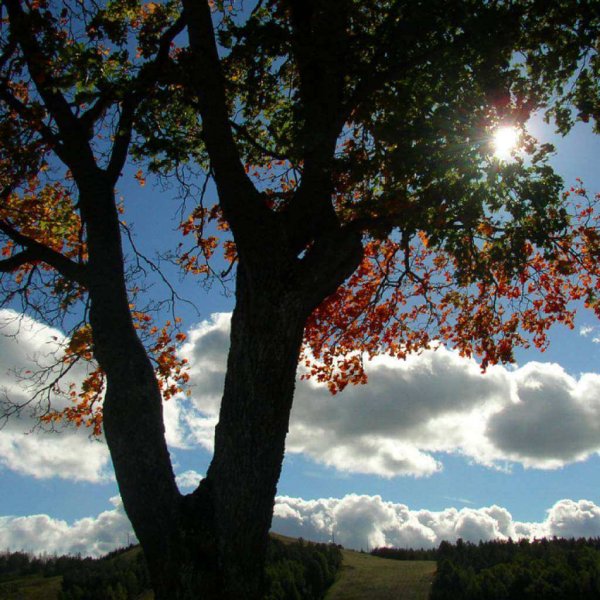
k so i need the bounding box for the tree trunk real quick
[78,179,185,595]
[79,174,361,598]
[203,263,309,599]
[125,259,310,599]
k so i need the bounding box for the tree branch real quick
[105,14,187,184]
[0,247,37,272]
[292,224,364,312]
[0,219,88,285]
[283,1,350,247]
[181,0,271,251]
[4,0,96,175]
[106,96,136,184]
[0,79,64,155]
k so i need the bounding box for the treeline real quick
[0,545,149,599]
[370,546,438,561]
[265,538,343,600]
[1,538,342,599]
[0,549,116,582]
[431,537,600,600]
[59,550,149,600]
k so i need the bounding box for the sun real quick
[492,126,520,159]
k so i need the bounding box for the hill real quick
[326,549,435,600]
[0,536,345,599]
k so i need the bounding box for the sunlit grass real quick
[325,549,436,600]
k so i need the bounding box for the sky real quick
[2,113,600,556]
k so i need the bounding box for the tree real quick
[1,1,599,598]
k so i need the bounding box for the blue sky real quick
[2,117,600,556]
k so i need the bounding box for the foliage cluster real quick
[58,551,150,600]
[431,537,600,600]
[264,538,343,600]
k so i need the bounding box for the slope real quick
[325,549,436,600]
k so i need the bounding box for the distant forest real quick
[373,537,600,600]
[0,538,342,600]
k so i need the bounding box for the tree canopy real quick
[1,1,599,598]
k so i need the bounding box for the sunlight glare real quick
[492,126,519,159]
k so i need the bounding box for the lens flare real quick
[493,126,519,159]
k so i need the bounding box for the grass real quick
[325,549,436,600]
[0,574,62,600]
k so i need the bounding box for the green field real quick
[326,550,436,600]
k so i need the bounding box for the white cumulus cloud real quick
[272,495,600,551]
[0,496,135,557]
[175,469,203,491]
[5,309,600,483]
[0,310,112,482]
[2,494,600,557]
[178,313,600,477]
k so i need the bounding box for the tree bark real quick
[77,177,184,595]
[204,263,309,599]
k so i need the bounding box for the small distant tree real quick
[1,1,599,598]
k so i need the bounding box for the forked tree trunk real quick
[97,250,311,598]
[83,179,361,599]
[149,263,309,599]
[80,177,305,599]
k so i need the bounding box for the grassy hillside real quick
[326,549,436,600]
[0,541,436,600]
[0,574,62,599]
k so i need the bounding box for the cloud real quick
[5,309,600,483]
[272,495,600,551]
[0,310,112,482]
[175,469,203,491]
[0,309,196,482]
[545,499,600,539]
[0,496,135,557]
[578,325,600,343]
[3,493,600,557]
[179,313,600,477]
[486,364,600,468]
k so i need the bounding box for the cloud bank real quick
[272,495,600,551]
[0,496,136,557]
[2,494,600,557]
[3,310,600,482]
[178,313,600,477]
